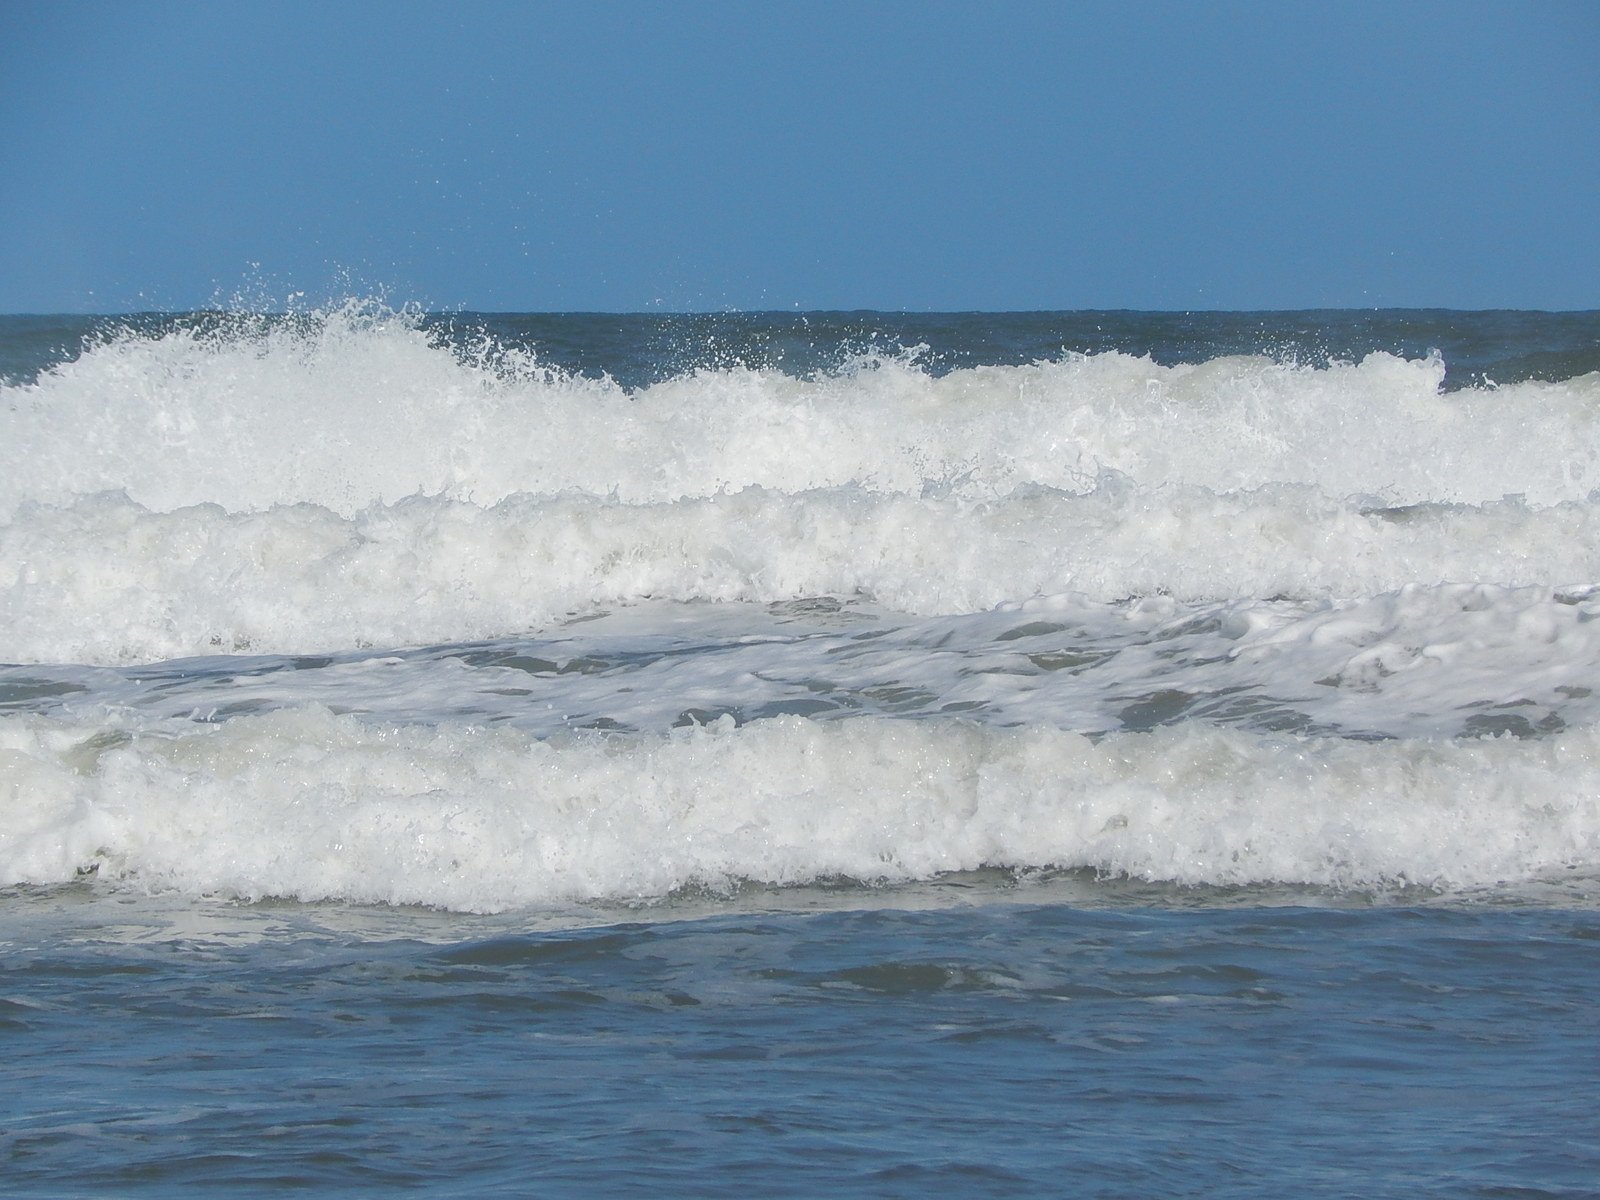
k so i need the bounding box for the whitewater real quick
[3,305,1600,910]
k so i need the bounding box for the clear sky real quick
[1,0,1596,313]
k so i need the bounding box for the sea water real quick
[2,306,1598,1196]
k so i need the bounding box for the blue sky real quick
[1,0,1596,312]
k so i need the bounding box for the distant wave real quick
[3,302,1598,521]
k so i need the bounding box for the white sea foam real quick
[7,304,1600,662]
[5,308,1597,912]
[3,304,1598,522]
[9,583,1598,743]
[5,487,1600,664]
[2,707,1596,911]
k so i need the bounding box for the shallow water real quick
[4,891,1596,1198]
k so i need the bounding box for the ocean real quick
[2,305,1598,1196]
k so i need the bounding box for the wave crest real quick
[7,488,1600,663]
[4,708,1595,910]
[4,303,1598,521]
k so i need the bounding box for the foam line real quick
[3,708,1595,910]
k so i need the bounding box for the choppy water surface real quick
[3,892,1596,1198]
[3,306,1599,1194]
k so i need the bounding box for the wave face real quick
[3,304,1600,909]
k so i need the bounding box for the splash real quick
[3,302,1598,523]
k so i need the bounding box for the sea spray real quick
[5,305,1599,522]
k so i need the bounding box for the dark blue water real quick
[5,308,1598,390]
[3,895,1596,1197]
